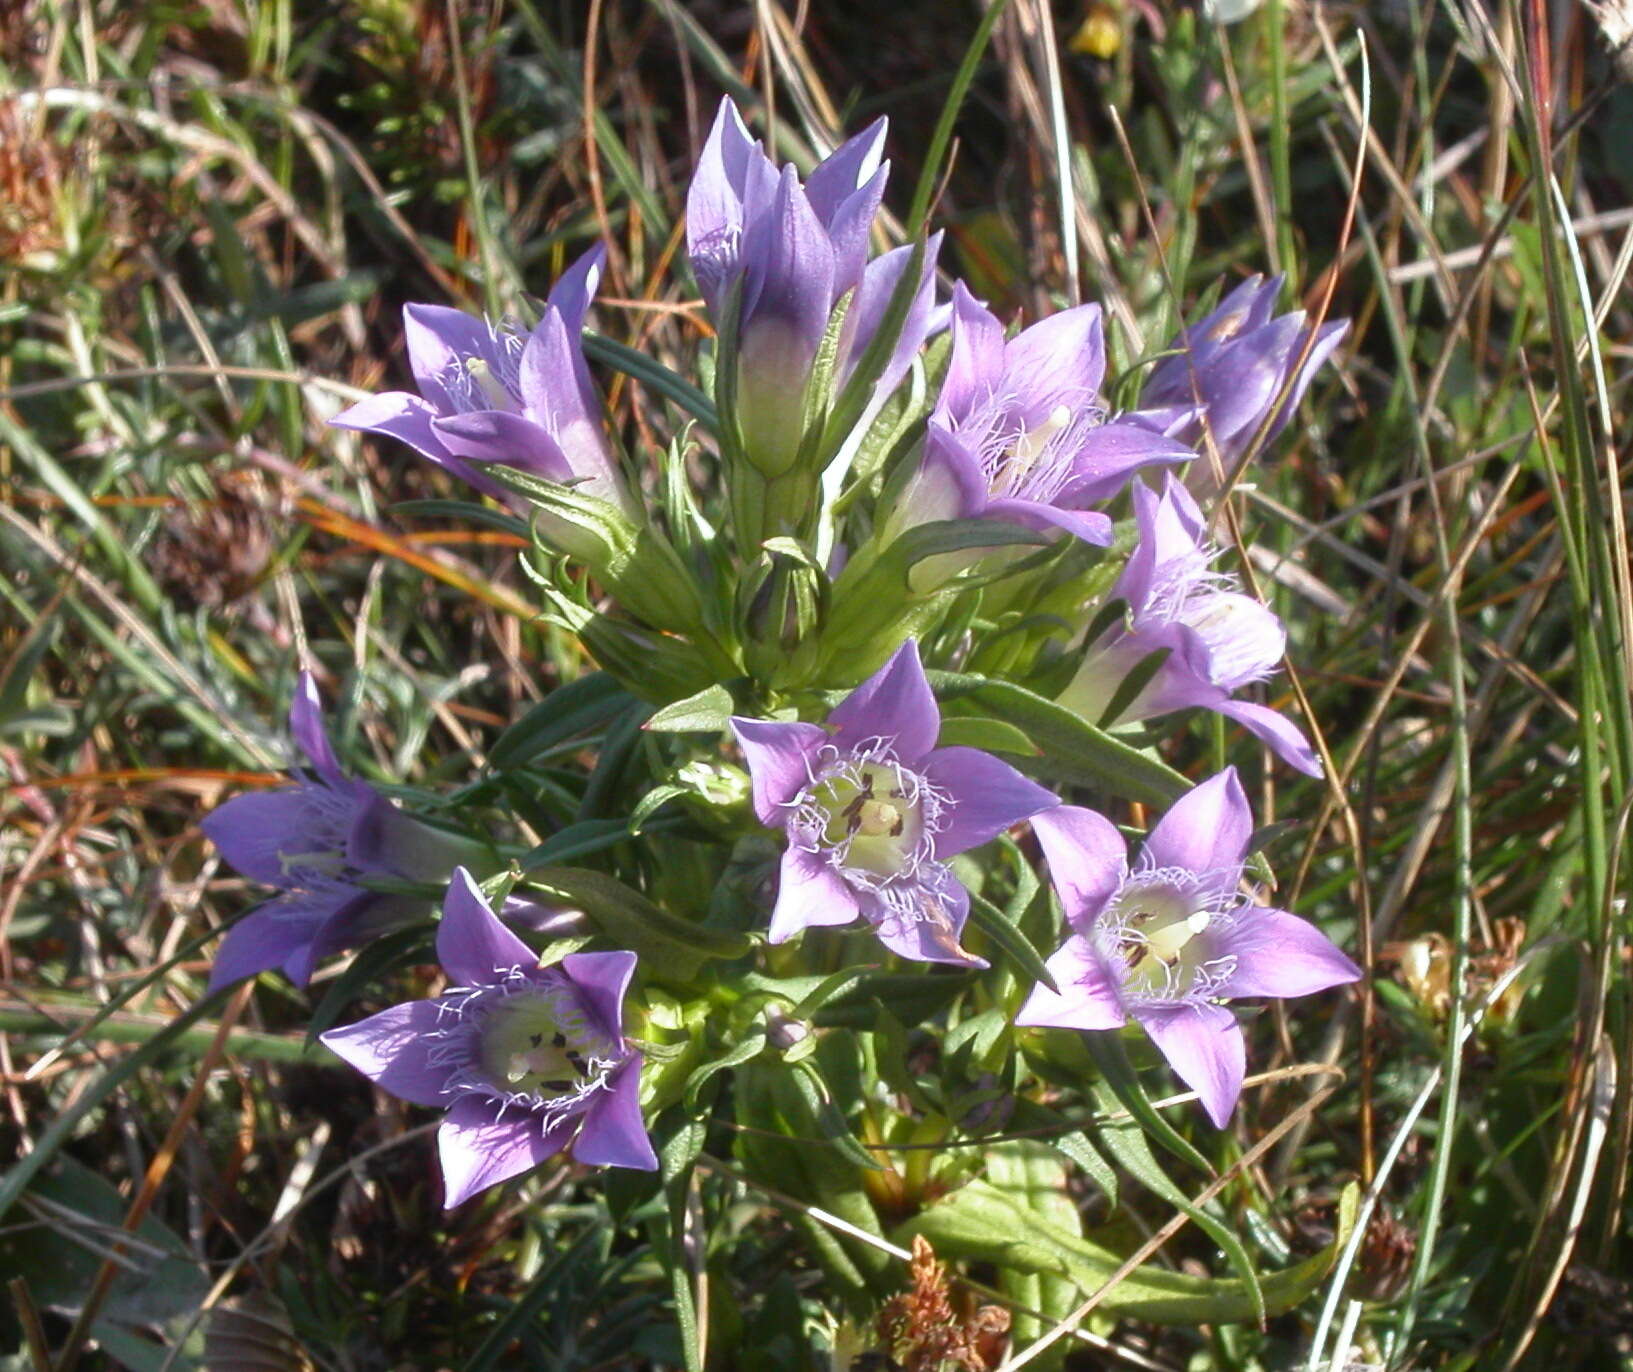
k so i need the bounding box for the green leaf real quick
[966,888,1058,993]
[1089,1076,1264,1323]
[583,331,718,431]
[521,818,635,867]
[896,1176,1348,1325]
[519,867,750,977]
[929,671,1188,807]
[1007,1099,1119,1206]
[1081,1031,1212,1175]
[644,682,736,734]
[488,672,635,770]
[935,714,1039,755]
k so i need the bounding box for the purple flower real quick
[687,99,937,476]
[1137,275,1347,496]
[1017,770,1360,1126]
[1057,474,1321,776]
[330,246,636,518]
[202,673,477,991]
[730,640,1060,965]
[322,869,657,1206]
[885,283,1193,555]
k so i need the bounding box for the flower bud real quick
[736,546,827,684]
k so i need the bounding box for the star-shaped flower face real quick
[1059,475,1321,777]
[321,869,657,1207]
[1017,769,1360,1126]
[730,640,1061,965]
[883,283,1194,564]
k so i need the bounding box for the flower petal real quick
[545,242,607,339]
[330,391,458,467]
[1140,769,1252,886]
[1138,1002,1245,1128]
[1058,421,1194,509]
[1002,302,1106,427]
[200,787,316,885]
[431,410,573,483]
[729,717,827,826]
[560,950,637,1044]
[803,118,887,228]
[207,893,337,992]
[572,1058,658,1170]
[935,283,1005,425]
[982,496,1113,547]
[918,746,1059,857]
[1217,906,1360,998]
[289,671,346,785]
[402,303,497,411]
[320,999,451,1106]
[438,1096,573,1208]
[1214,698,1323,778]
[436,868,537,985]
[867,875,985,967]
[828,639,940,762]
[768,848,860,944]
[1030,805,1127,931]
[1015,936,1128,1030]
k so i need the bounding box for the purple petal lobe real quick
[1214,698,1323,777]
[208,898,328,992]
[1218,907,1361,998]
[1139,1002,1246,1128]
[1003,303,1105,426]
[981,496,1114,547]
[1141,769,1252,885]
[320,1000,451,1106]
[201,788,318,885]
[290,671,345,784]
[330,391,456,465]
[438,1097,572,1208]
[918,747,1059,856]
[1031,806,1128,931]
[431,411,573,483]
[403,304,496,410]
[572,1058,658,1170]
[1015,937,1128,1030]
[828,639,940,762]
[437,868,537,986]
[868,874,984,967]
[803,118,888,228]
[729,718,827,826]
[936,284,1005,424]
[560,950,636,1044]
[545,242,607,337]
[768,848,859,944]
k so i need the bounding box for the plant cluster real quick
[193,93,1363,1362]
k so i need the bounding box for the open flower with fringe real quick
[322,869,657,1207]
[1017,769,1360,1126]
[731,639,1060,966]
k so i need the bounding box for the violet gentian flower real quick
[730,639,1059,965]
[202,674,481,991]
[322,869,657,1206]
[884,283,1193,560]
[687,99,938,477]
[1057,474,1322,776]
[1137,274,1347,496]
[1017,769,1360,1126]
[330,245,636,518]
